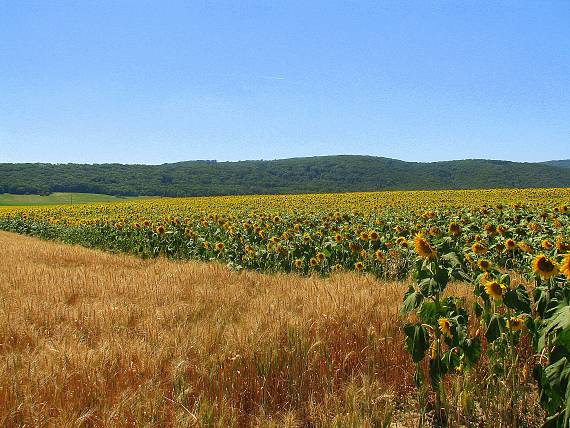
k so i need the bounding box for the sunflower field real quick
[1,187,570,426]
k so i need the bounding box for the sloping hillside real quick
[1,155,570,196]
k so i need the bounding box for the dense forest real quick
[1,156,570,197]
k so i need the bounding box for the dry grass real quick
[0,231,418,427]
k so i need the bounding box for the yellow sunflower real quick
[429,226,441,236]
[414,233,437,259]
[560,253,570,279]
[316,252,326,262]
[471,242,487,254]
[556,235,570,252]
[478,259,492,271]
[396,236,406,246]
[518,242,533,253]
[532,254,559,279]
[507,316,525,331]
[484,280,506,300]
[448,222,461,236]
[309,257,318,267]
[294,259,303,269]
[438,318,452,337]
[215,242,225,251]
[504,238,516,251]
[349,242,361,253]
[375,249,385,262]
[354,261,364,271]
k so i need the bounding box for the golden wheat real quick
[0,231,419,427]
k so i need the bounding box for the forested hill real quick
[1,156,570,197]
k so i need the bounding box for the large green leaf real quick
[503,284,532,314]
[401,285,424,314]
[404,323,430,363]
[441,251,461,268]
[463,336,482,366]
[418,301,437,324]
[547,306,570,336]
[485,314,502,343]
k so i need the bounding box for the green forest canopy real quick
[1,156,570,197]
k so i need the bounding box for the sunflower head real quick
[438,318,452,337]
[349,242,361,253]
[505,238,516,251]
[532,254,559,279]
[484,280,506,300]
[396,236,407,247]
[360,232,369,241]
[448,222,461,235]
[335,233,343,243]
[414,233,437,259]
[429,226,441,236]
[354,261,364,271]
[507,316,525,331]
[375,249,385,262]
[478,259,492,272]
[156,225,166,234]
[215,242,225,251]
[541,239,553,250]
[556,235,570,252]
[560,254,570,279]
[517,241,533,253]
[294,259,303,269]
[316,252,326,262]
[309,257,318,267]
[528,222,541,233]
[472,242,486,254]
[370,231,379,241]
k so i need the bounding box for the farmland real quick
[0,192,151,206]
[1,187,570,426]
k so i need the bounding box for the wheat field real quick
[0,231,422,427]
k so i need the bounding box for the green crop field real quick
[0,192,151,206]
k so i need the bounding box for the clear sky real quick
[1,1,569,164]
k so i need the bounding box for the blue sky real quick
[1,1,569,164]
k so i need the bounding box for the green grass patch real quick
[0,192,151,206]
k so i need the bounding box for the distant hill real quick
[1,156,570,197]
[542,160,570,169]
